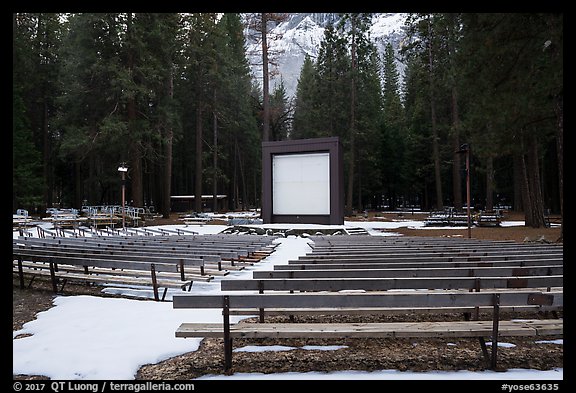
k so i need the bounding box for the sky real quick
[12,216,563,381]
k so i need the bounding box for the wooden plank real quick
[13,252,180,273]
[175,319,563,339]
[278,258,564,271]
[35,234,275,249]
[227,304,563,316]
[14,266,192,289]
[13,261,214,282]
[254,265,562,279]
[13,247,205,267]
[14,241,223,263]
[297,252,563,262]
[219,276,563,292]
[172,291,561,310]
[308,245,563,255]
[15,239,240,260]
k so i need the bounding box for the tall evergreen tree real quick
[337,13,374,214]
[181,13,220,212]
[269,78,292,141]
[56,13,128,207]
[214,13,261,210]
[291,54,319,139]
[314,23,350,139]
[380,43,406,210]
[13,13,63,210]
[459,13,562,227]
[13,13,46,211]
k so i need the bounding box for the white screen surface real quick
[272,152,330,215]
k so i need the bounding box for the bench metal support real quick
[179,260,185,281]
[478,337,490,363]
[59,278,69,293]
[151,264,159,301]
[17,257,25,289]
[258,282,265,323]
[49,261,58,293]
[222,296,233,372]
[27,275,36,289]
[491,293,501,370]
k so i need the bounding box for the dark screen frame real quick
[261,137,344,225]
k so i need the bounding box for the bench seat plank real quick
[13,260,213,282]
[227,304,562,316]
[175,319,563,339]
[220,276,563,292]
[14,266,192,289]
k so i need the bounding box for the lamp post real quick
[118,163,128,230]
[456,144,471,239]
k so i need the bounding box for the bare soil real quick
[13,212,563,380]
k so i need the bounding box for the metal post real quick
[121,171,126,230]
[17,257,25,289]
[151,264,159,302]
[222,296,233,372]
[118,163,128,231]
[491,293,501,370]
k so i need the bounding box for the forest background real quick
[12,13,563,229]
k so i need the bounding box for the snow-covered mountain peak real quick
[246,13,409,99]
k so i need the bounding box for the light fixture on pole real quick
[118,163,128,230]
[455,144,471,239]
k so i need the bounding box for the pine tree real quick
[269,78,292,141]
[213,13,260,210]
[314,23,350,140]
[13,13,63,209]
[13,14,46,211]
[459,13,562,227]
[291,54,318,139]
[337,13,374,215]
[380,43,406,210]
[56,13,128,207]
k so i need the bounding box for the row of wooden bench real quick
[13,234,278,301]
[173,235,563,372]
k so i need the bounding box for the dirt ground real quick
[12,212,563,380]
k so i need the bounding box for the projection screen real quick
[272,152,330,215]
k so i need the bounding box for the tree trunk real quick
[485,154,494,211]
[74,160,82,209]
[127,13,142,208]
[237,141,247,211]
[42,100,52,209]
[521,134,546,228]
[513,154,523,212]
[127,98,143,208]
[161,67,174,219]
[451,87,462,210]
[428,21,443,211]
[195,103,203,212]
[555,93,563,241]
[128,142,142,208]
[346,20,357,217]
[261,13,270,142]
[233,136,239,210]
[212,97,218,213]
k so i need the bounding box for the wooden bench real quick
[13,249,197,301]
[19,234,278,262]
[254,265,563,279]
[278,257,563,271]
[219,275,562,292]
[172,291,563,372]
[13,236,271,271]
